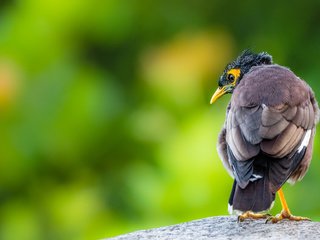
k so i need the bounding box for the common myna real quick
[211,50,319,223]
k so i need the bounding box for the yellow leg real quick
[266,188,311,223]
[278,188,291,215]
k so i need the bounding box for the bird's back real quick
[220,64,319,213]
[232,65,310,108]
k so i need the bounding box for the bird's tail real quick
[228,173,276,214]
[227,148,308,214]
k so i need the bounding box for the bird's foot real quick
[266,210,311,223]
[237,211,271,222]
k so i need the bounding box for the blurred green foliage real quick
[0,0,320,239]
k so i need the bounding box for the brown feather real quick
[289,130,315,182]
[218,64,319,213]
[282,105,297,120]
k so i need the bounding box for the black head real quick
[210,50,273,103]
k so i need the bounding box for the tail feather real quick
[228,150,307,214]
[228,180,237,214]
[229,167,275,213]
[227,140,308,214]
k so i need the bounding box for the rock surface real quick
[106,216,320,240]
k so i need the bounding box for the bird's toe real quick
[237,211,271,222]
[265,210,311,224]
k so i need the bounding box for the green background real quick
[0,0,320,239]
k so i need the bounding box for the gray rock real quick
[106,216,320,240]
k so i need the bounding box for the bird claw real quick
[237,211,271,222]
[265,210,311,223]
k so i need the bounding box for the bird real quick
[210,50,319,223]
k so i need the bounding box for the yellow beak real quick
[210,86,228,104]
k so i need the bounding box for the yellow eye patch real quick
[227,68,241,80]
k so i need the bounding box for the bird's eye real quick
[227,73,235,82]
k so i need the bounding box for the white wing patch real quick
[249,174,263,182]
[298,130,311,153]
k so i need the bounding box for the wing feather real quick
[225,99,316,191]
[218,65,319,194]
